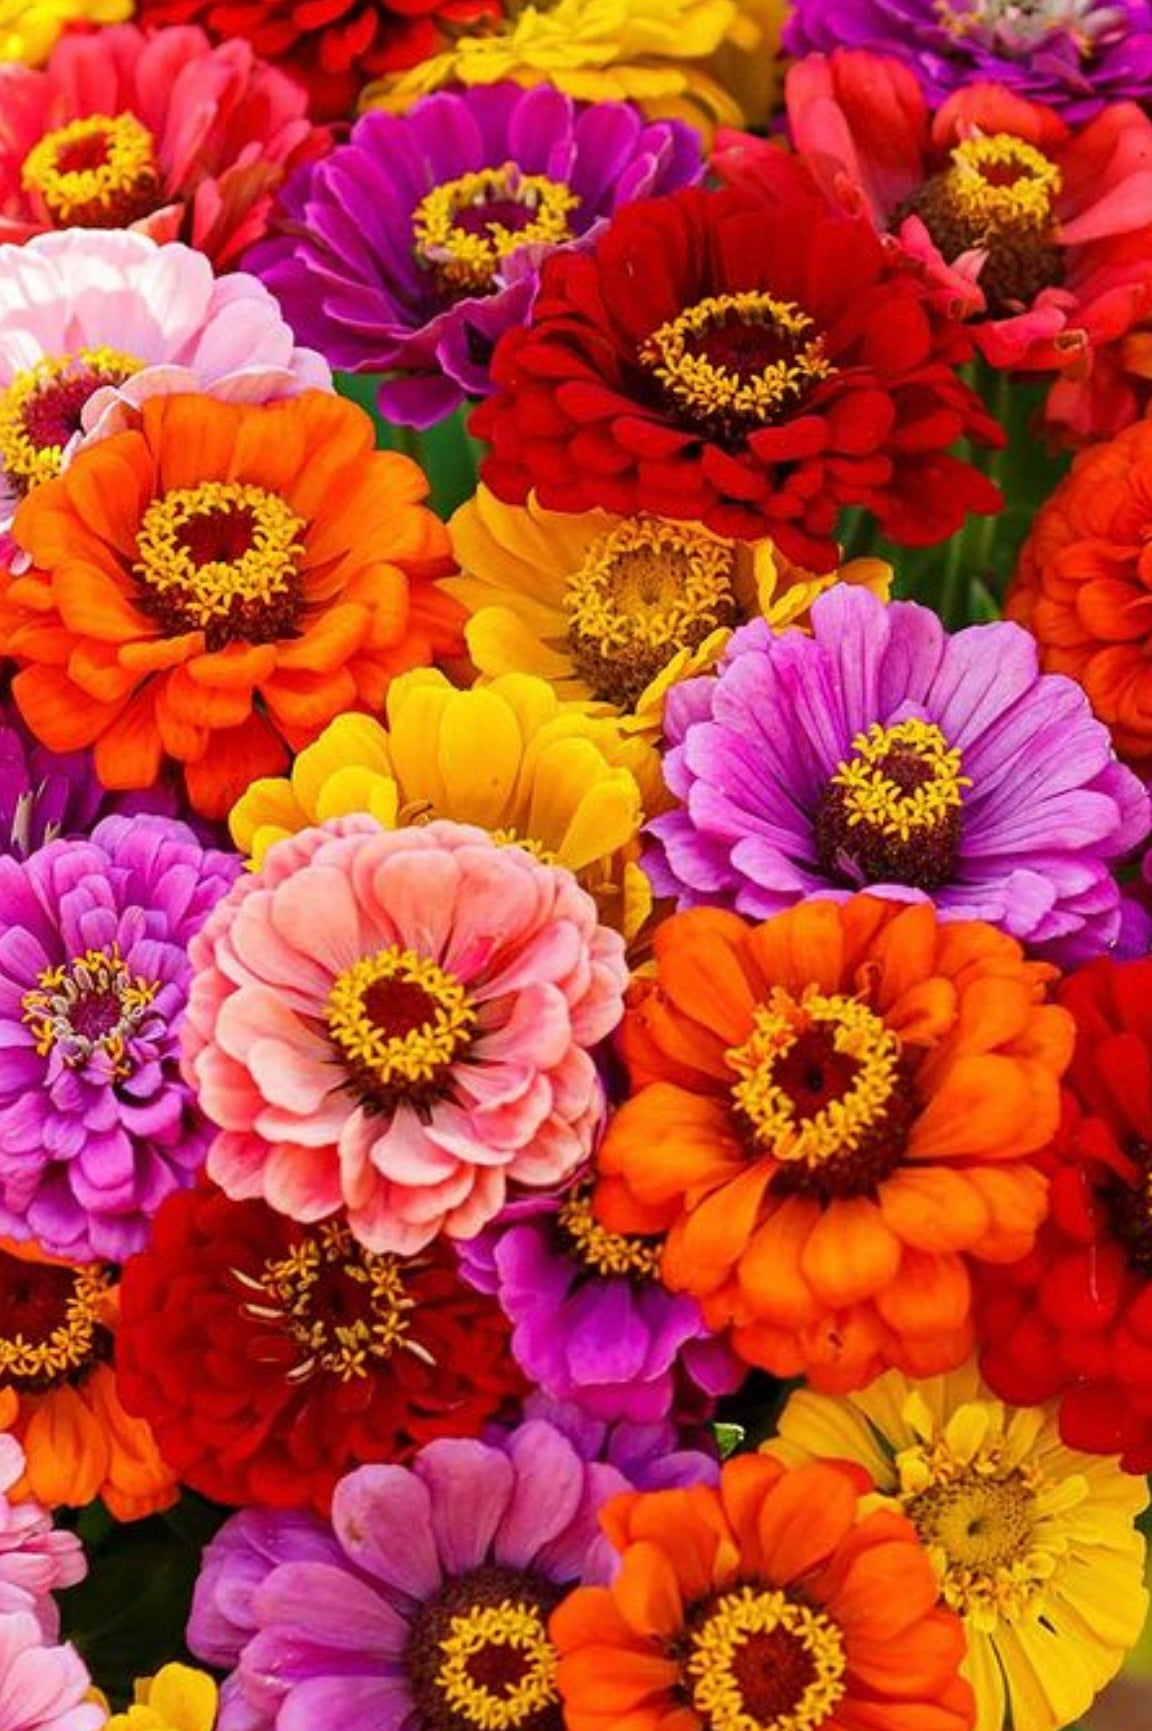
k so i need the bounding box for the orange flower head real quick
[0,1238,177,1521]
[595,896,1074,1391]
[552,1452,976,1731]
[1008,418,1152,770]
[0,390,460,818]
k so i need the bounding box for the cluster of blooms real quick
[2,1,1152,1731]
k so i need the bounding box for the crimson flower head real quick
[472,180,1003,569]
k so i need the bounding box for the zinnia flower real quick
[647,586,1149,965]
[442,485,890,746]
[101,1664,217,1731]
[471,181,1003,568]
[228,668,656,940]
[0,230,329,537]
[975,955,1152,1474]
[456,1187,742,1424]
[772,1362,1149,1731]
[116,1181,526,1512]
[0,1612,104,1731]
[0,1436,84,1638]
[0,814,238,1262]
[190,1418,672,1731]
[781,0,1152,122]
[553,1453,975,1731]
[595,894,1074,1392]
[722,53,1152,439]
[246,85,702,428]
[1009,418,1152,772]
[0,392,457,819]
[0,1241,177,1522]
[132,0,500,122]
[0,0,128,65]
[0,24,326,268]
[184,818,628,1254]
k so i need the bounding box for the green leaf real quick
[334,373,479,518]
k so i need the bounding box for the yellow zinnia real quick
[441,486,891,748]
[361,0,763,134]
[771,1362,1150,1731]
[230,668,656,939]
[0,0,130,62]
[101,1664,217,1731]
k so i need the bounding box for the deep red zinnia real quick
[471,178,1004,570]
[974,956,1152,1473]
[115,1183,526,1512]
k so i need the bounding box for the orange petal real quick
[799,1197,902,1307]
[878,1167,992,1254]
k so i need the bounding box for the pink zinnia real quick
[0,230,330,539]
[0,1613,102,1731]
[715,50,1152,439]
[0,24,327,268]
[0,1440,84,1642]
[182,817,629,1254]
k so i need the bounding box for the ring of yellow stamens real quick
[133,481,306,647]
[945,133,1062,234]
[727,987,902,1172]
[565,517,738,709]
[21,945,158,1078]
[640,292,835,444]
[21,112,160,228]
[413,164,580,295]
[0,1256,112,1390]
[0,349,143,491]
[828,719,970,843]
[686,1586,847,1731]
[434,1601,558,1731]
[556,1185,662,1281]
[327,944,475,1107]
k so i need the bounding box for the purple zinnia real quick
[456,1189,740,1425]
[188,1417,704,1731]
[244,82,703,427]
[0,813,240,1262]
[782,0,1152,121]
[646,586,1150,964]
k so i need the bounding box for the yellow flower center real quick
[236,1220,429,1385]
[726,987,912,1195]
[0,1249,111,1390]
[21,945,159,1078]
[944,133,1062,233]
[326,944,476,1109]
[21,111,160,229]
[815,718,970,892]
[639,292,835,445]
[133,481,306,650]
[565,517,738,709]
[555,1185,662,1281]
[0,348,143,492]
[686,1586,847,1731]
[413,163,580,296]
[406,1564,564,1731]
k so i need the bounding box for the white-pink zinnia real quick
[0,1440,85,1641]
[0,1613,102,1731]
[182,818,629,1253]
[0,229,329,533]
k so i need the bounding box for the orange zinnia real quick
[553,1453,976,1731]
[0,391,459,817]
[1008,419,1152,770]
[0,1239,176,1521]
[595,896,1074,1391]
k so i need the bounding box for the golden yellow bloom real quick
[771,1362,1149,1731]
[102,1664,217,1731]
[230,668,655,939]
[0,0,129,63]
[705,0,787,129]
[442,486,890,756]
[362,0,759,133]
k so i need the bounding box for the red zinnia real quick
[115,1183,526,1512]
[974,955,1152,1473]
[471,179,1003,570]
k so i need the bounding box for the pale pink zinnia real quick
[0,1440,85,1641]
[182,817,629,1254]
[0,1614,102,1731]
[0,230,330,538]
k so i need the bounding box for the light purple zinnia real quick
[782,0,1152,121]
[646,586,1150,965]
[0,813,240,1262]
[244,82,703,427]
[188,1417,706,1731]
[456,1188,740,1425]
